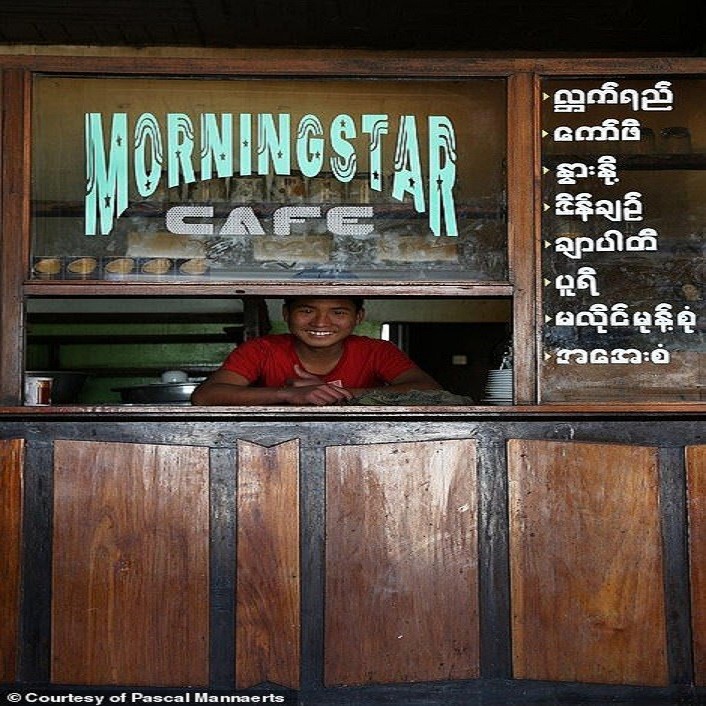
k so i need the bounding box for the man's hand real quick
[283,364,353,405]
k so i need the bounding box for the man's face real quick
[283,298,364,349]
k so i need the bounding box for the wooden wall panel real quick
[508,439,667,685]
[235,440,300,689]
[0,69,30,406]
[51,440,210,686]
[324,439,478,686]
[687,445,706,685]
[508,71,539,404]
[0,438,24,682]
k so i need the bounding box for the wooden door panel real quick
[687,445,706,685]
[0,439,24,682]
[235,440,300,689]
[508,439,667,685]
[51,440,210,686]
[324,439,479,686]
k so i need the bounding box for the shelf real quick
[36,365,218,377]
[23,280,515,297]
[27,333,238,345]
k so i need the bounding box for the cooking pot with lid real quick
[112,380,203,404]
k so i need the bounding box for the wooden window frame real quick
[2,54,706,407]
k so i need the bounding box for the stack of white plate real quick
[482,369,513,405]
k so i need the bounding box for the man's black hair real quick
[283,296,364,311]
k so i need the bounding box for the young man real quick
[190,296,441,406]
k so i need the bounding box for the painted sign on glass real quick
[31,77,507,282]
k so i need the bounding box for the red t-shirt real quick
[220,334,416,389]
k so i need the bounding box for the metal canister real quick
[24,376,53,405]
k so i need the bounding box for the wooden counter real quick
[1,405,705,704]
[1,402,705,418]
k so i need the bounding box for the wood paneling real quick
[235,440,300,689]
[324,439,478,686]
[687,445,706,685]
[0,69,30,406]
[508,439,667,685]
[508,71,539,405]
[0,438,23,682]
[51,440,210,686]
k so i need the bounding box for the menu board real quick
[541,77,704,402]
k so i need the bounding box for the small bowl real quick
[161,370,189,383]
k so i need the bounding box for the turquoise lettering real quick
[200,113,234,180]
[361,114,389,193]
[428,116,458,236]
[391,115,425,213]
[239,114,252,176]
[84,112,129,235]
[83,110,461,239]
[330,113,356,182]
[134,113,163,199]
[296,114,324,178]
[257,114,290,175]
[167,113,196,188]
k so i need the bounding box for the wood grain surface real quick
[324,438,478,686]
[508,439,667,685]
[0,438,24,681]
[508,71,539,405]
[687,445,706,685]
[51,440,210,686]
[0,70,30,405]
[235,440,300,689]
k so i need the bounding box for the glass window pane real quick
[31,76,507,283]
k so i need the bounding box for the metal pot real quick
[112,382,199,404]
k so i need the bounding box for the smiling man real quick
[190,296,441,406]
